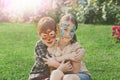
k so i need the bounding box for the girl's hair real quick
[60,14,78,43]
[37,17,56,35]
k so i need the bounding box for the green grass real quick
[0,23,120,80]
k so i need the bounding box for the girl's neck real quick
[58,38,70,50]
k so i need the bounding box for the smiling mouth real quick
[47,41,52,44]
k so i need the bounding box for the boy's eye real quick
[49,31,55,36]
[41,34,47,38]
[43,35,46,37]
[50,33,54,36]
[42,36,46,39]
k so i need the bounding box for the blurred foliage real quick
[64,0,120,25]
[0,0,120,24]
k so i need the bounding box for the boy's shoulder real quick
[35,40,47,48]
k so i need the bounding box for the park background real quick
[0,0,120,80]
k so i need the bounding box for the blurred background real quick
[0,0,120,24]
[0,0,120,80]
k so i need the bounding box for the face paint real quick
[70,26,76,38]
[41,29,56,40]
[60,24,69,35]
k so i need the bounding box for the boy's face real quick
[40,29,56,47]
[60,21,76,42]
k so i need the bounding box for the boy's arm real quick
[29,41,50,80]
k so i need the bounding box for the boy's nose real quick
[47,35,51,41]
[47,38,51,41]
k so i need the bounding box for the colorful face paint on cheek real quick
[70,32,74,38]
[60,24,68,35]
[70,26,76,38]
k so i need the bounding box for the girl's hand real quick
[73,48,85,62]
[67,48,85,62]
[58,61,73,73]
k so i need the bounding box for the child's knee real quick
[51,69,63,76]
[63,75,72,80]
[50,70,64,80]
[63,74,80,80]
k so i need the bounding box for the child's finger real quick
[75,54,80,57]
[51,55,55,58]
[42,58,48,62]
[45,62,48,64]
[65,61,70,64]
[69,66,73,70]
[68,65,73,71]
[46,54,50,59]
[61,60,65,64]
[76,49,80,53]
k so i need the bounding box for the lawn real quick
[0,23,120,80]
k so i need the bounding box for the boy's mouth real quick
[47,41,52,44]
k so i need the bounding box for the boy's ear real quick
[56,25,60,35]
[56,27,58,35]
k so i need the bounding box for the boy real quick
[29,17,59,80]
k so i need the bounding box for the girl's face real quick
[40,29,56,47]
[60,21,76,42]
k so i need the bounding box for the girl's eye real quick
[64,28,67,31]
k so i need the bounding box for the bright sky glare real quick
[1,0,51,14]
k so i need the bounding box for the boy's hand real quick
[43,55,60,68]
[58,61,73,73]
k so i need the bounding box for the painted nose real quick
[47,35,51,41]
[48,38,51,41]
[47,35,50,41]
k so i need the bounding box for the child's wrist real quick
[55,57,58,62]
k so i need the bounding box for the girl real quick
[29,17,73,80]
[49,14,91,80]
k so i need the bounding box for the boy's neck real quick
[47,43,57,54]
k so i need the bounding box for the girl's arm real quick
[56,42,85,62]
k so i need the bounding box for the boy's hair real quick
[60,14,78,43]
[37,17,56,35]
